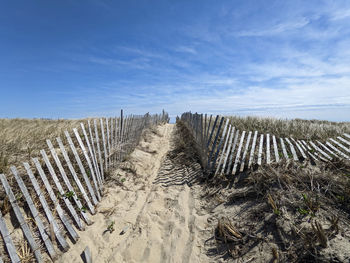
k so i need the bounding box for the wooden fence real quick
[0,110,168,263]
[181,112,350,176]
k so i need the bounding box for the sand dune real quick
[58,124,211,263]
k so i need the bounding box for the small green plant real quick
[63,191,75,199]
[79,206,87,213]
[336,195,345,202]
[107,221,115,233]
[297,207,309,215]
[121,178,126,183]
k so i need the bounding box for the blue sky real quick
[1,0,350,121]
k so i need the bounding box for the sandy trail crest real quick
[58,124,211,263]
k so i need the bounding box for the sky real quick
[1,0,350,121]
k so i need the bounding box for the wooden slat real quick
[23,162,69,251]
[82,246,92,263]
[221,127,235,175]
[64,131,99,205]
[290,138,307,159]
[309,141,332,160]
[93,120,104,181]
[280,138,289,160]
[301,140,319,161]
[10,166,57,259]
[207,115,218,148]
[106,118,111,167]
[100,119,108,171]
[239,131,252,172]
[32,158,79,242]
[47,139,90,225]
[72,129,102,201]
[337,136,350,146]
[0,256,3,263]
[329,138,350,154]
[232,131,246,174]
[285,138,298,161]
[326,141,350,159]
[56,137,95,215]
[0,174,43,262]
[0,210,21,263]
[297,140,307,152]
[215,125,232,175]
[110,118,114,155]
[41,150,84,230]
[207,117,225,170]
[248,131,258,168]
[266,134,271,164]
[344,133,350,140]
[301,140,312,150]
[316,140,339,158]
[272,135,279,163]
[206,115,213,144]
[210,118,229,171]
[81,123,102,187]
[257,134,264,165]
[226,130,240,175]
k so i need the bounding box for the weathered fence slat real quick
[337,136,350,147]
[210,118,229,171]
[232,131,246,174]
[207,117,225,171]
[100,119,108,170]
[41,150,84,230]
[309,141,332,160]
[266,134,271,164]
[215,125,232,175]
[285,138,298,161]
[72,129,102,201]
[206,115,213,145]
[94,119,104,181]
[329,138,350,154]
[290,138,307,159]
[0,174,43,262]
[106,118,111,167]
[316,140,339,158]
[47,139,90,225]
[272,135,279,163]
[257,134,264,165]
[10,166,57,259]
[64,131,99,205]
[297,140,308,152]
[81,123,102,188]
[32,157,79,242]
[300,140,320,161]
[0,210,21,263]
[82,246,92,263]
[240,131,252,172]
[226,130,240,175]
[280,138,289,160]
[325,141,350,159]
[344,133,350,140]
[221,127,235,175]
[248,131,258,168]
[23,162,70,251]
[207,115,219,148]
[58,136,95,215]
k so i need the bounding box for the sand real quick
[58,124,211,263]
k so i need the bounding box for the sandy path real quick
[58,124,211,263]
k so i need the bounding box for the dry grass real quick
[226,115,350,140]
[204,160,350,262]
[0,118,85,174]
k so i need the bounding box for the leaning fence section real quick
[0,110,168,263]
[181,112,350,177]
